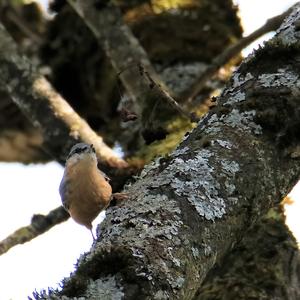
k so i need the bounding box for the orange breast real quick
[65,158,112,229]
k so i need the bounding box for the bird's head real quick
[66,143,97,165]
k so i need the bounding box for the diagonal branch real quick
[182,5,294,103]
[0,23,127,170]
[0,206,69,255]
[139,64,199,122]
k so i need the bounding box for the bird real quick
[59,143,112,240]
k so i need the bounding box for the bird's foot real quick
[111,192,128,204]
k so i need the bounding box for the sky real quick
[0,0,299,299]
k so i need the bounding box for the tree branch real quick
[139,64,199,122]
[0,23,127,169]
[182,5,294,103]
[0,206,69,255]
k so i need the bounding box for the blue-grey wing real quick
[59,176,70,210]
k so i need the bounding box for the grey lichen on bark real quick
[33,4,300,300]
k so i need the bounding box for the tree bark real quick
[32,4,300,300]
[195,208,300,300]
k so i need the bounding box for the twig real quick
[182,6,294,103]
[139,64,199,122]
[0,206,69,255]
[0,23,128,169]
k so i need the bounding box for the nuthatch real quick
[59,143,112,239]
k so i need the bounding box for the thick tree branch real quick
[0,23,127,169]
[0,206,69,255]
[182,5,294,103]
[34,5,300,299]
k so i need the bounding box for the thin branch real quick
[0,23,128,169]
[182,5,294,103]
[139,64,199,122]
[0,206,69,255]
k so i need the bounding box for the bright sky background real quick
[0,1,299,299]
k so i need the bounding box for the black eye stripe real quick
[71,146,86,155]
[67,143,96,160]
[74,148,83,154]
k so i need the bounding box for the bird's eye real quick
[74,148,83,154]
[68,143,92,159]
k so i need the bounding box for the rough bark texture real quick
[33,5,300,300]
[195,208,300,300]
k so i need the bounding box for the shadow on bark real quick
[196,206,300,300]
